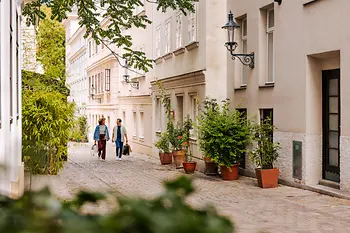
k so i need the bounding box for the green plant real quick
[249,117,280,169]
[183,116,193,162]
[22,77,75,175]
[196,98,252,168]
[155,132,170,154]
[0,176,234,233]
[23,1,197,74]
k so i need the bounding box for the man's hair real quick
[117,118,122,123]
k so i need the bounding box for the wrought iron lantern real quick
[123,59,139,89]
[222,11,255,68]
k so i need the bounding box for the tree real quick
[36,5,66,84]
[23,0,198,73]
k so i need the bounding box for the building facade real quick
[0,0,25,198]
[228,0,350,193]
[64,12,89,117]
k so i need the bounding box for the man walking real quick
[112,119,128,160]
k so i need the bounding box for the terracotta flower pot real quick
[220,164,240,181]
[183,162,197,174]
[159,153,172,165]
[173,150,185,169]
[255,168,279,188]
[204,156,218,175]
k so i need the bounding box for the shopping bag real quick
[90,144,98,156]
[122,144,130,155]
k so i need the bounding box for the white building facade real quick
[0,0,25,198]
[64,12,89,117]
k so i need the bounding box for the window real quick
[156,98,162,132]
[134,0,145,15]
[133,112,137,137]
[165,20,171,54]
[139,112,144,139]
[94,74,98,94]
[101,72,104,93]
[97,73,101,93]
[266,8,274,83]
[123,111,126,126]
[105,69,110,91]
[89,41,92,57]
[176,14,182,48]
[236,108,247,168]
[95,41,98,54]
[176,95,184,124]
[156,26,161,58]
[241,17,248,86]
[188,4,197,43]
[190,95,199,135]
[260,108,274,141]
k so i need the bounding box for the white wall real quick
[0,0,24,198]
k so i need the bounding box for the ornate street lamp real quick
[222,11,255,68]
[123,59,139,89]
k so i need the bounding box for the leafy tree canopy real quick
[36,5,66,83]
[23,0,198,73]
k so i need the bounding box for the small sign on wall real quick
[293,141,302,180]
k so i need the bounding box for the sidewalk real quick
[31,143,350,233]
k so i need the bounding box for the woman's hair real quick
[98,118,105,125]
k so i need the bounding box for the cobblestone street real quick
[31,143,350,233]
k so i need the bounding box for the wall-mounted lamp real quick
[274,0,282,5]
[123,59,139,89]
[222,11,255,68]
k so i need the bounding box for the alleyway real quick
[31,143,350,233]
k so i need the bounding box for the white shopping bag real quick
[90,144,98,156]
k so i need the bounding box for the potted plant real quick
[197,98,251,180]
[182,117,196,174]
[250,117,280,188]
[155,132,172,165]
[169,122,186,169]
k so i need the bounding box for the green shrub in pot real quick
[197,98,252,180]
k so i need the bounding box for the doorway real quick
[322,69,340,183]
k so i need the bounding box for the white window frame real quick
[133,111,137,137]
[139,111,144,139]
[190,94,199,136]
[165,20,171,54]
[266,8,275,84]
[175,13,183,48]
[241,17,248,86]
[188,4,197,43]
[156,98,162,133]
[155,26,161,58]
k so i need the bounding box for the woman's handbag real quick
[90,144,98,156]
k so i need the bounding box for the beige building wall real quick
[228,0,350,193]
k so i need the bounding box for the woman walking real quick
[94,118,110,160]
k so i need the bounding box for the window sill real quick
[259,83,275,89]
[234,85,247,91]
[173,47,185,56]
[185,41,199,51]
[162,52,173,60]
[139,137,145,142]
[154,57,163,65]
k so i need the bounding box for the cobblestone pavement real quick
[31,143,350,233]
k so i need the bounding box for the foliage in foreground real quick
[0,176,234,233]
[23,0,198,73]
